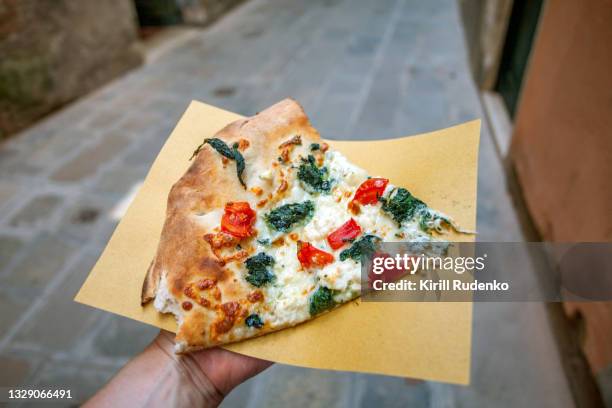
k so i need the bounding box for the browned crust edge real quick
[141,259,159,305]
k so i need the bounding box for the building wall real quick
[0,0,142,139]
[510,0,612,243]
[458,0,513,89]
[510,0,612,377]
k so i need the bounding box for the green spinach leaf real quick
[379,187,427,226]
[191,138,246,188]
[309,286,336,316]
[245,314,264,328]
[297,155,332,193]
[244,252,275,287]
[265,201,314,232]
[339,234,381,262]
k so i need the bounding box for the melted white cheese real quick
[193,208,223,230]
[263,242,313,326]
[326,150,368,188]
[252,150,388,327]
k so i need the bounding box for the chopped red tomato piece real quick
[221,201,256,238]
[352,178,389,205]
[297,241,334,268]
[327,218,362,250]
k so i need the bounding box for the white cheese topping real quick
[193,208,223,230]
[251,150,410,327]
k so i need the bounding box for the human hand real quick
[86,330,272,408]
[153,330,273,403]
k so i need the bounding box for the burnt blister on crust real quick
[278,135,302,163]
[213,301,242,336]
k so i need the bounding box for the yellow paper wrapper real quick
[75,101,480,385]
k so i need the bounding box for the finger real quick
[189,347,273,395]
[155,330,273,395]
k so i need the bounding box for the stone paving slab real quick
[0,0,575,406]
[357,375,432,408]
[9,194,63,228]
[24,358,117,407]
[10,251,103,353]
[0,355,32,389]
[0,180,21,211]
[78,314,157,361]
[51,132,131,182]
[0,285,31,334]
[0,235,23,267]
[244,365,354,408]
[0,348,47,393]
[3,233,77,295]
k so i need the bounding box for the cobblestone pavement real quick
[0,0,574,406]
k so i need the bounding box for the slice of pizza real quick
[141,98,465,353]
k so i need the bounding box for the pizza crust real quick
[141,259,158,305]
[142,98,323,351]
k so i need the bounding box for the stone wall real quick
[0,0,142,139]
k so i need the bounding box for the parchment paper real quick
[75,101,480,384]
